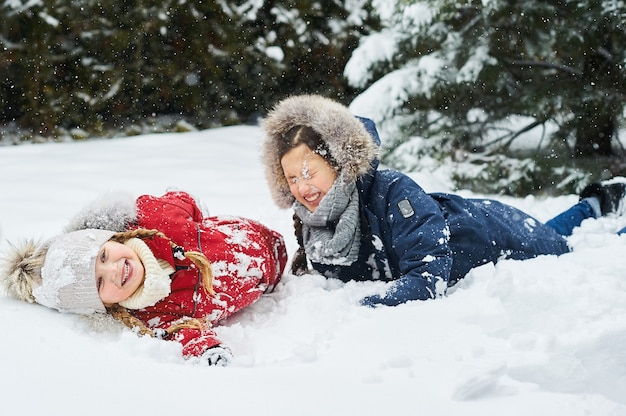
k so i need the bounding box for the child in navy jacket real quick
[261,94,625,307]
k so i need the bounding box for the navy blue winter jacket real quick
[312,118,570,306]
[261,95,570,307]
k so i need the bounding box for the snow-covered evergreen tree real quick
[0,0,378,137]
[346,0,626,194]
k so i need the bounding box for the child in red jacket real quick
[0,191,287,366]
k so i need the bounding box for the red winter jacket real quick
[129,191,287,358]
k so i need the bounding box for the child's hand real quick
[202,345,233,367]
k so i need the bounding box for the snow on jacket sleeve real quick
[135,191,205,243]
[132,280,226,358]
[138,308,223,358]
[170,326,222,358]
[361,172,452,307]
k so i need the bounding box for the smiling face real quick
[280,143,338,212]
[95,241,145,306]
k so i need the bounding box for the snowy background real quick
[1,124,626,415]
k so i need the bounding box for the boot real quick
[580,177,626,216]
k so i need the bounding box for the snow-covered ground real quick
[1,126,625,415]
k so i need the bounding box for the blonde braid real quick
[107,304,154,337]
[183,250,215,295]
[110,228,160,243]
[107,304,209,338]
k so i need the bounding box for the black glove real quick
[202,345,233,367]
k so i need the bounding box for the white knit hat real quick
[34,229,116,314]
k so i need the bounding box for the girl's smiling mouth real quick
[304,191,321,203]
[122,261,131,286]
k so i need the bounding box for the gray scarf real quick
[293,176,361,266]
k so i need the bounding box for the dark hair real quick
[278,125,337,169]
[290,212,309,276]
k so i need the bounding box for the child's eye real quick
[100,249,106,262]
[96,277,103,291]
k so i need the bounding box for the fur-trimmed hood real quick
[261,94,380,209]
[64,191,138,233]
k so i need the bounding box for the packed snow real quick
[1,125,626,415]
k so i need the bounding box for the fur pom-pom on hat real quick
[0,239,45,304]
[261,94,379,209]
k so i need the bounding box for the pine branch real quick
[505,59,583,76]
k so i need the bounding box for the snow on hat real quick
[35,229,116,314]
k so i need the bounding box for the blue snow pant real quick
[545,199,626,236]
[545,200,596,237]
[434,195,573,284]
